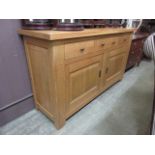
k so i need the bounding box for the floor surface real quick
[0,60,154,135]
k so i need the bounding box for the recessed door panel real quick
[66,56,102,116]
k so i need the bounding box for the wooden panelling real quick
[65,55,102,116]
[105,53,127,89]
[25,43,55,119]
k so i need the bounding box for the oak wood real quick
[105,53,127,89]
[65,40,95,59]
[18,28,134,41]
[19,29,133,129]
[65,55,102,117]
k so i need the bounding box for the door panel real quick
[104,52,127,89]
[65,56,102,116]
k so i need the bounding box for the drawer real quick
[95,37,119,51]
[118,35,130,45]
[95,35,130,52]
[65,40,95,59]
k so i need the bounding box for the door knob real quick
[101,43,105,47]
[80,48,85,52]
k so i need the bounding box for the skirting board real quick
[0,97,34,126]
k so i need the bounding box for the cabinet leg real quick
[35,103,39,110]
[54,117,66,129]
[136,62,140,66]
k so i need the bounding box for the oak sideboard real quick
[18,28,134,129]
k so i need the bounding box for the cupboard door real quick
[65,56,102,116]
[104,52,127,89]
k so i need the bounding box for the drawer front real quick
[95,35,130,51]
[118,35,130,45]
[95,37,119,51]
[65,40,95,59]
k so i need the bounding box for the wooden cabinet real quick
[126,33,148,70]
[18,28,133,129]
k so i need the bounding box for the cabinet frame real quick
[22,32,132,129]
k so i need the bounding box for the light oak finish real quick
[65,55,102,117]
[65,39,95,59]
[104,52,127,89]
[19,28,133,129]
[18,28,134,41]
[95,36,119,51]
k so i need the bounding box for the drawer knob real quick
[101,43,105,47]
[112,41,116,45]
[80,48,85,52]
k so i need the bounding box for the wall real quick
[0,19,34,126]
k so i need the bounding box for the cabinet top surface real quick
[18,28,134,41]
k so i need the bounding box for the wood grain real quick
[18,28,134,41]
[65,55,102,116]
[20,29,133,129]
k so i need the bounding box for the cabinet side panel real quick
[24,40,54,120]
[51,43,66,128]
